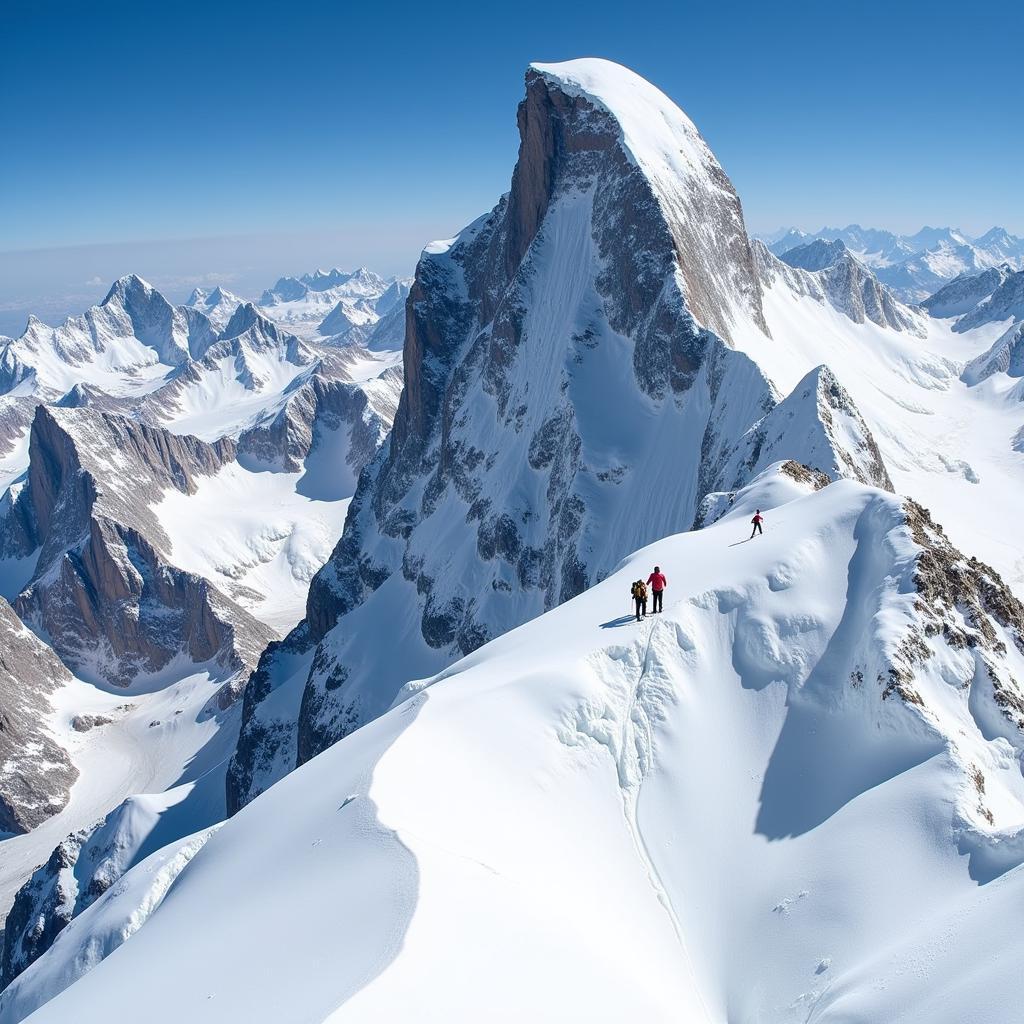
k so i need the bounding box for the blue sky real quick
[1,0,1021,332]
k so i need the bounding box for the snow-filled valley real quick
[2,55,1024,1024]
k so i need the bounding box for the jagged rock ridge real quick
[1,406,274,688]
[0,597,77,836]
[754,239,925,335]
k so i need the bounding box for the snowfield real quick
[155,460,353,634]
[0,666,237,928]
[8,468,1024,1023]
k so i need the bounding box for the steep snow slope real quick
[10,469,1024,1024]
[0,664,240,966]
[749,245,1024,596]
[230,56,890,807]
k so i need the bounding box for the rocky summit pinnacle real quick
[227,58,878,810]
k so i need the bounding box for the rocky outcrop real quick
[952,269,1024,332]
[0,786,221,991]
[754,239,925,335]
[962,322,1024,387]
[716,365,894,494]
[922,265,1012,320]
[0,406,273,687]
[228,59,860,810]
[0,597,76,835]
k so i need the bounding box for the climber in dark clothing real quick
[647,566,667,614]
[631,579,648,621]
[751,509,764,538]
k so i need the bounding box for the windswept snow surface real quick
[15,471,1024,1023]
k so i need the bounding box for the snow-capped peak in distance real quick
[763,224,1024,302]
[254,266,409,345]
[184,285,244,331]
[778,237,849,272]
[753,239,925,335]
[259,267,388,305]
[904,225,970,251]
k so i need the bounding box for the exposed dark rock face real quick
[754,240,925,335]
[1,780,222,991]
[228,60,865,811]
[962,322,1024,387]
[0,596,76,835]
[905,500,1024,662]
[1,832,83,987]
[0,406,273,687]
[923,265,1012,320]
[779,460,832,490]
[950,269,1024,332]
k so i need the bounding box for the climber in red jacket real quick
[647,566,667,614]
[751,509,764,538]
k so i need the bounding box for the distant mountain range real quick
[759,224,1024,301]
[3,58,1024,1024]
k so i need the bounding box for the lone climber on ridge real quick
[750,509,764,539]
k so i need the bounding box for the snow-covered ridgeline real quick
[8,466,1024,1023]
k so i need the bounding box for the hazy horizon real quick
[2,0,1021,335]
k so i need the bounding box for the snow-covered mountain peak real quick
[753,238,925,335]
[183,285,243,331]
[779,237,849,271]
[187,284,239,309]
[529,58,719,186]
[525,58,768,344]
[221,301,278,341]
[100,273,156,307]
[225,60,888,808]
